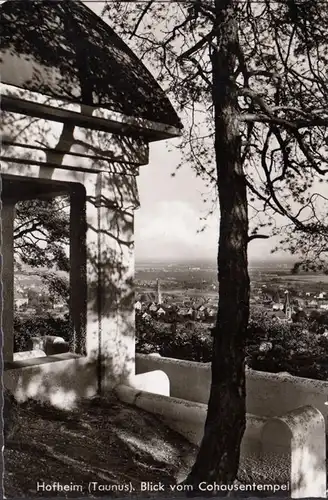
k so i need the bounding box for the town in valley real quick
[133,259,328,329]
[14,259,328,331]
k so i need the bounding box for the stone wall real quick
[136,354,328,432]
[116,381,326,498]
[3,354,98,409]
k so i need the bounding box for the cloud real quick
[134,200,279,262]
[135,201,218,261]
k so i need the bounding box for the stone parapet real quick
[136,354,328,432]
[262,406,326,498]
[116,384,326,498]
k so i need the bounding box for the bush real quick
[136,309,328,380]
[308,310,328,334]
[160,325,212,362]
[14,313,71,352]
[246,310,328,380]
[136,313,212,362]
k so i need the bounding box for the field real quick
[136,287,218,299]
[275,275,328,284]
[136,263,328,298]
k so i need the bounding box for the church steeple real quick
[283,290,292,320]
[156,279,162,305]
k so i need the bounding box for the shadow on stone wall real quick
[2,108,141,412]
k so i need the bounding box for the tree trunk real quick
[187,0,250,492]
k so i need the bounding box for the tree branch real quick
[247,234,270,243]
[129,1,154,40]
[178,29,215,61]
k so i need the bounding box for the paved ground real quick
[5,394,197,498]
[4,394,322,498]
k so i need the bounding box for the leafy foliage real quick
[14,196,70,271]
[308,309,328,334]
[136,313,212,361]
[14,314,70,352]
[14,196,70,303]
[136,311,328,380]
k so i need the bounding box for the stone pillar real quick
[69,185,87,355]
[1,202,15,362]
[104,177,135,389]
[84,171,137,392]
[261,405,326,498]
[85,196,101,363]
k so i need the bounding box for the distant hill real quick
[136,256,297,271]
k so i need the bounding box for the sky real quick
[134,141,280,263]
[135,141,218,262]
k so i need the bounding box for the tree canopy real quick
[104,0,328,269]
[14,196,70,271]
[14,196,70,303]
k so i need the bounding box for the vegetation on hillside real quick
[136,311,328,381]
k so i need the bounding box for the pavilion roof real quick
[0,0,182,132]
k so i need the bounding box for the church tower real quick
[283,290,292,320]
[156,279,162,305]
[274,291,281,309]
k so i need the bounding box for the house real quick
[142,312,152,322]
[25,307,37,315]
[272,302,283,311]
[271,311,292,323]
[309,300,318,307]
[134,301,142,311]
[178,308,193,318]
[156,307,166,317]
[14,295,28,310]
[193,310,204,321]
[192,305,205,320]
[53,299,67,310]
[204,307,216,318]
[271,311,286,321]
[148,302,158,313]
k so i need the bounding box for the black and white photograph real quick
[1,0,327,498]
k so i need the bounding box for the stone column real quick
[1,202,15,362]
[69,185,87,355]
[96,172,137,391]
[82,170,138,393]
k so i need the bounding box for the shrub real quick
[136,309,328,380]
[14,313,70,352]
[136,313,212,362]
[160,325,212,362]
[246,310,328,380]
